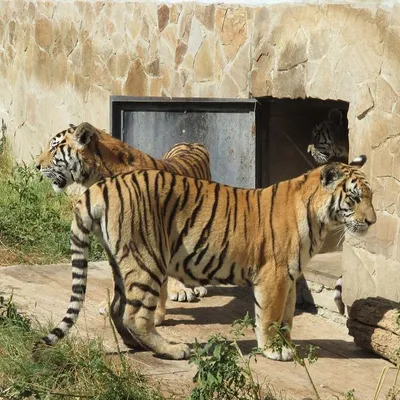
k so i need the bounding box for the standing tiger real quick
[35,122,210,303]
[307,108,349,165]
[37,156,375,361]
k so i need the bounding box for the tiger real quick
[36,155,376,361]
[307,108,349,165]
[35,122,211,303]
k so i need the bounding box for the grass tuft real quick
[0,296,165,400]
[0,136,104,265]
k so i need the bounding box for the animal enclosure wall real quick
[0,1,399,306]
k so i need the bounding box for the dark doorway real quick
[256,97,349,254]
[110,96,349,191]
[256,97,349,188]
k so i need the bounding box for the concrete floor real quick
[0,261,397,400]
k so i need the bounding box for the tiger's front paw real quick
[167,278,195,302]
[264,346,294,362]
[168,286,208,302]
[169,287,197,302]
[159,343,191,360]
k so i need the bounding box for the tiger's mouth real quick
[40,168,68,192]
[345,223,369,236]
[307,145,328,164]
[54,176,67,189]
[51,175,68,193]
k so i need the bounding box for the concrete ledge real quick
[296,252,344,321]
[303,251,342,289]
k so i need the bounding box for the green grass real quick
[0,137,104,265]
[0,296,166,400]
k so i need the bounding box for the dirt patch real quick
[0,244,68,266]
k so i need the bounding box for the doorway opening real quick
[255,96,349,188]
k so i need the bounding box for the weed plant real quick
[189,313,400,400]
[188,313,277,400]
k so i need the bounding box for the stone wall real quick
[0,1,399,304]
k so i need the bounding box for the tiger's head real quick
[36,123,98,193]
[307,108,348,165]
[320,155,376,235]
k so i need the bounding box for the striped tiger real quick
[36,156,376,361]
[35,122,211,303]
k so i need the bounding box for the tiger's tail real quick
[37,193,95,347]
[334,276,345,315]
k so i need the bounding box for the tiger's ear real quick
[71,122,96,149]
[349,155,367,168]
[328,108,343,125]
[321,163,344,187]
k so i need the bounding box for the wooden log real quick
[347,297,400,364]
[349,297,400,336]
[347,319,400,364]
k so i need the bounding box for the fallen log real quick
[347,297,400,364]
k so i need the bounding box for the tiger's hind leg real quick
[106,256,143,350]
[95,230,142,350]
[282,281,297,341]
[99,277,173,323]
[154,277,168,327]
[109,281,143,350]
[253,275,294,362]
[103,274,169,328]
[121,257,190,360]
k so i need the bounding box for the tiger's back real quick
[91,172,274,286]
[161,142,211,182]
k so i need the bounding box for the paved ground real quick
[0,261,397,400]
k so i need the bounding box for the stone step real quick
[303,251,342,289]
[296,252,344,322]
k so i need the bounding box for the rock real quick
[157,5,169,32]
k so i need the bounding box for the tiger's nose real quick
[36,164,41,171]
[365,216,376,226]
